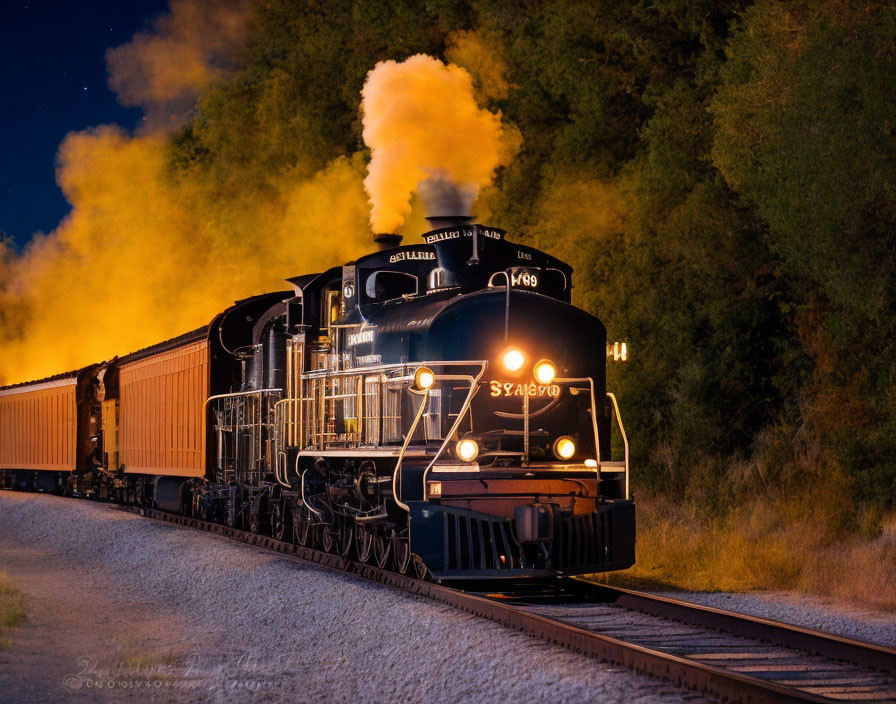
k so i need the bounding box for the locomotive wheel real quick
[413,554,430,581]
[373,528,391,569]
[293,507,311,546]
[335,517,353,558]
[355,524,374,563]
[319,525,335,553]
[270,499,287,541]
[393,535,412,575]
[196,493,210,523]
[226,498,242,530]
[248,504,261,534]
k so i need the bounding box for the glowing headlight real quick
[455,439,479,462]
[533,359,557,384]
[553,436,576,460]
[414,366,435,390]
[502,348,525,373]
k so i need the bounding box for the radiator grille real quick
[551,510,612,569]
[444,511,524,571]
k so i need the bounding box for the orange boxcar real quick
[0,375,78,472]
[118,337,209,478]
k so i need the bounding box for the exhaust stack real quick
[425,215,473,230]
[374,233,402,250]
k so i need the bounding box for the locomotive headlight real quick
[502,348,525,373]
[553,436,576,460]
[414,366,435,390]
[455,439,479,462]
[533,359,557,384]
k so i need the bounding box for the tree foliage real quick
[168,0,896,509]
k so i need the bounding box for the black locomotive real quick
[0,217,635,581]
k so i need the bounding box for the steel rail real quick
[564,580,896,676]
[117,504,896,704]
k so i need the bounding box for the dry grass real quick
[602,495,896,611]
[0,569,25,648]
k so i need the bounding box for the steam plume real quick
[0,0,373,386]
[361,54,511,233]
[106,0,254,131]
[0,127,372,385]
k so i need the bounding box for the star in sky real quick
[1,0,169,249]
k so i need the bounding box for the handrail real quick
[204,388,282,408]
[385,373,478,385]
[486,270,512,344]
[606,392,630,500]
[300,455,323,519]
[302,359,485,380]
[275,451,290,488]
[391,387,431,512]
[555,377,601,486]
[419,363,488,505]
[207,388,283,485]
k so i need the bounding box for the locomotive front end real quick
[402,281,635,579]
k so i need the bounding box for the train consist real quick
[0,218,635,580]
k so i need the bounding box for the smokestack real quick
[425,215,473,230]
[374,233,402,250]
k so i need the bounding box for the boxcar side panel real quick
[0,378,78,471]
[119,340,208,477]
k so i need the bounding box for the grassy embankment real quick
[0,569,25,648]
[605,493,896,611]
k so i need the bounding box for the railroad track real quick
[130,505,896,704]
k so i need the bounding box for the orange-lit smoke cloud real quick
[361,54,513,233]
[0,127,372,385]
[0,14,525,385]
[0,0,373,385]
[106,0,254,131]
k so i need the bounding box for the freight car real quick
[0,218,635,580]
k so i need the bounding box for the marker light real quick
[553,436,576,460]
[607,341,628,362]
[414,366,435,390]
[533,359,557,384]
[428,482,442,499]
[455,439,480,462]
[502,348,525,373]
[585,459,598,468]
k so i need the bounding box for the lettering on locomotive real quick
[348,330,375,346]
[489,380,561,398]
[388,250,436,263]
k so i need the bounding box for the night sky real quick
[1,1,169,249]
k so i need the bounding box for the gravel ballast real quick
[0,492,706,704]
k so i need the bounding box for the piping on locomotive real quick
[0,218,635,580]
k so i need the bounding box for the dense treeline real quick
[171,0,896,518]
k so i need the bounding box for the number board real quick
[489,381,561,398]
[509,267,539,289]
